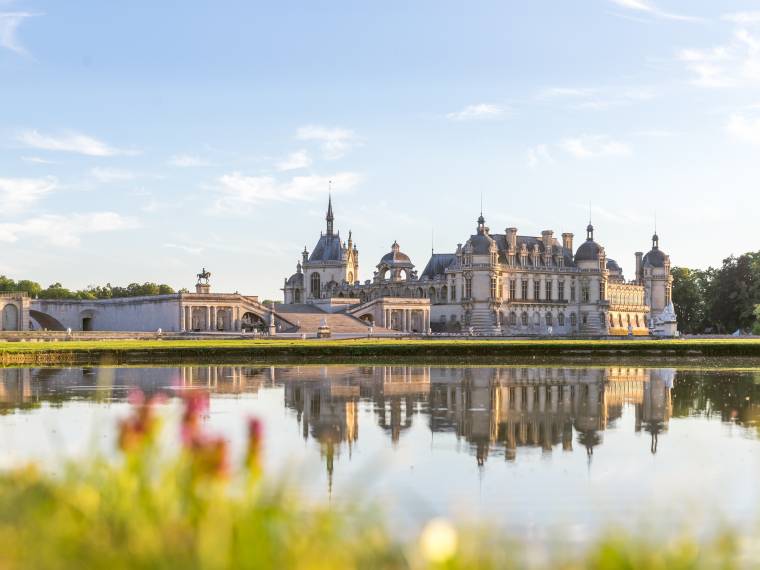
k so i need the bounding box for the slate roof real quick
[420,253,456,279]
[308,233,343,263]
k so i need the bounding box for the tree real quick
[671,267,706,333]
[754,305,760,336]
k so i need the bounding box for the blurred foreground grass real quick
[0,391,745,569]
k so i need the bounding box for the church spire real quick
[326,181,334,235]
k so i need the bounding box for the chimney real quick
[635,252,643,284]
[507,227,518,251]
[562,232,574,252]
[541,230,553,248]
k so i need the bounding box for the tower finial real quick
[326,181,334,235]
[431,227,435,255]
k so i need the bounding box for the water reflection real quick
[5,364,757,464]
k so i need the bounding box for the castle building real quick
[283,198,676,336]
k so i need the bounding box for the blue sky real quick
[1,0,759,298]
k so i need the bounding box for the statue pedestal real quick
[317,318,331,338]
[195,284,210,294]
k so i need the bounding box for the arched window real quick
[533,313,540,326]
[441,285,448,302]
[618,314,623,327]
[347,272,354,283]
[545,312,552,326]
[509,312,517,326]
[294,289,301,303]
[635,314,640,327]
[428,287,436,302]
[558,313,565,326]
[609,314,615,327]
[310,273,321,298]
[521,312,528,326]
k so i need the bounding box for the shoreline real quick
[1,338,760,366]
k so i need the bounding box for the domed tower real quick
[375,241,415,283]
[642,232,674,325]
[573,223,608,334]
[459,212,501,334]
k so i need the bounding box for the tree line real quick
[671,251,760,335]
[0,276,185,300]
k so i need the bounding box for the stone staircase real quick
[281,311,394,335]
[578,311,604,336]
[469,305,502,336]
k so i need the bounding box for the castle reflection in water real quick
[0,364,681,467]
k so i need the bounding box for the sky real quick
[1,0,759,299]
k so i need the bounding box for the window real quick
[521,280,528,300]
[558,313,565,326]
[509,279,516,300]
[558,281,565,300]
[570,313,577,327]
[534,280,540,301]
[635,314,640,327]
[464,277,472,300]
[490,277,497,299]
[545,312,552,326]
[310,273,321,298]
[521,312,528,326]
[599,282,605,301]
[570,283,576,301]
[451,284,456,301]
[548,280,554,300]
[581,284,590,302]
[509,312,517,325]
[533,313,540,326]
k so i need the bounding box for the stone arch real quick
[241,312,267,332]
[347,271,354,284]
[441,285,448,302]
[428,287,436,303]
[294,289,301,303]
[2,304,19,331]
[29,309,66,332]
[417,287,425,298]
[357,313,374,325]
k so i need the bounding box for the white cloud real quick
[526,144,553,168]
[678,27,760,88]
[722,12,760,26]
[0,11,38,56]
[559,135,632,159]
[163,243,203,255]
[276,149,312,171]
[213,171,361,213]
[0,212,139,246]
[0,176,57,214]
[608,0,699,22]
[446,103,509,121]
[726,113,760,144]
[538,86,655,109]
[21,156,58,165]
[18,130,138,157]
[168,154,210,167]
[295,126,358,159]
[89,167,136,183]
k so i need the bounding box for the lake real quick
[1,363,759,542]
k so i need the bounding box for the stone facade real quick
[29,283,291,333]
[283,199,676,336]
[0,292,30,331]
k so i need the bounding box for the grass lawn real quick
[1,337,760,365]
